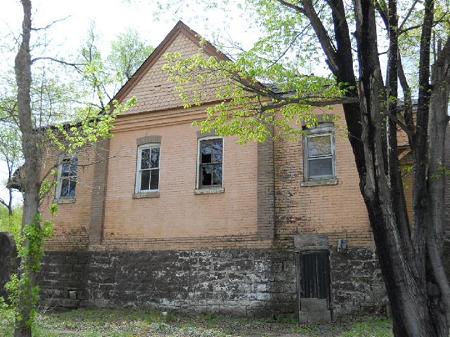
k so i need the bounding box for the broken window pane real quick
[199,138,223,188]
[61,160,70,177]
[68,180,76,197]
[201,165,213,186]
[69,158,78,176]
[201,142,212,163]
[212,140,223,163]
[60,179,69,197]
[58,157,78,199]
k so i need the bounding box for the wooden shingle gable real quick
[113,20,230,110]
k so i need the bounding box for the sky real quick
[0,0,262,206]
[0,0,258,62]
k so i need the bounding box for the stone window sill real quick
[301,178,338,187]
[194,187,225,195]
[133,191,160,199]
[54,198,76,204]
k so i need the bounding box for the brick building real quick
[34,21,450,322]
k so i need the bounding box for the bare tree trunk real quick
[353,1,448,335]
[14,0,42,336]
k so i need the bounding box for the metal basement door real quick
[296,250,332,322]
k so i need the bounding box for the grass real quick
[0,307,393,337]
[339,319,393,337]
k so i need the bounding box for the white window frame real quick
[304,124,336,181]
[56,156,78,200]
[196,136,224,189]
[135,143,161,193]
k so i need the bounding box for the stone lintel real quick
[294,234,329,252]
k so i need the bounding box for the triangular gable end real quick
[114,20,229,115]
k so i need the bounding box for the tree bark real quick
[426,37,450,333]
[14,0,42,336]
[353,0,449,335]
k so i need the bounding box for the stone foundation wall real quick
[330,248,386,318]
[36,248,386,318]
[37,251,90,309]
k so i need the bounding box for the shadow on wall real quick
[0,232,18,300]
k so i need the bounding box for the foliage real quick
[0,124,22,168]
[5,212,54,328]
[164,51,343,143]
[0,305,15,337]
[0,99,22,213]
[108,28,154,85]
[47,97,136,154]
[0,206,22,236]
[73,25,153,106]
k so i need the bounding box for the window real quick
[136,144,160,192]
[304,124,335,181]
[56,157,78,199]
[198,138,223,189]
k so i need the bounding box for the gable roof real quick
[113,20,230,104]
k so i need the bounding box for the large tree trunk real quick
[14,0,42,336]
[426,37,450,335]
[352,1,449,336]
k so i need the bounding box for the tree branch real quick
[276,0,305,14]
[399,0,420,31]
[0,198,9,209]
[399,13,448,35]
[276,0,340,75]
[268,24,311,67]
[31,57,85,72]
[260,96,358,111]
[31,16,70,31]
[375,0,415,144]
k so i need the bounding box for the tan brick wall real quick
[273,105,373,249]
[101,110,260,250]
[88,139,110,245]
[43,103,380,252]
[41,145,96,251]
